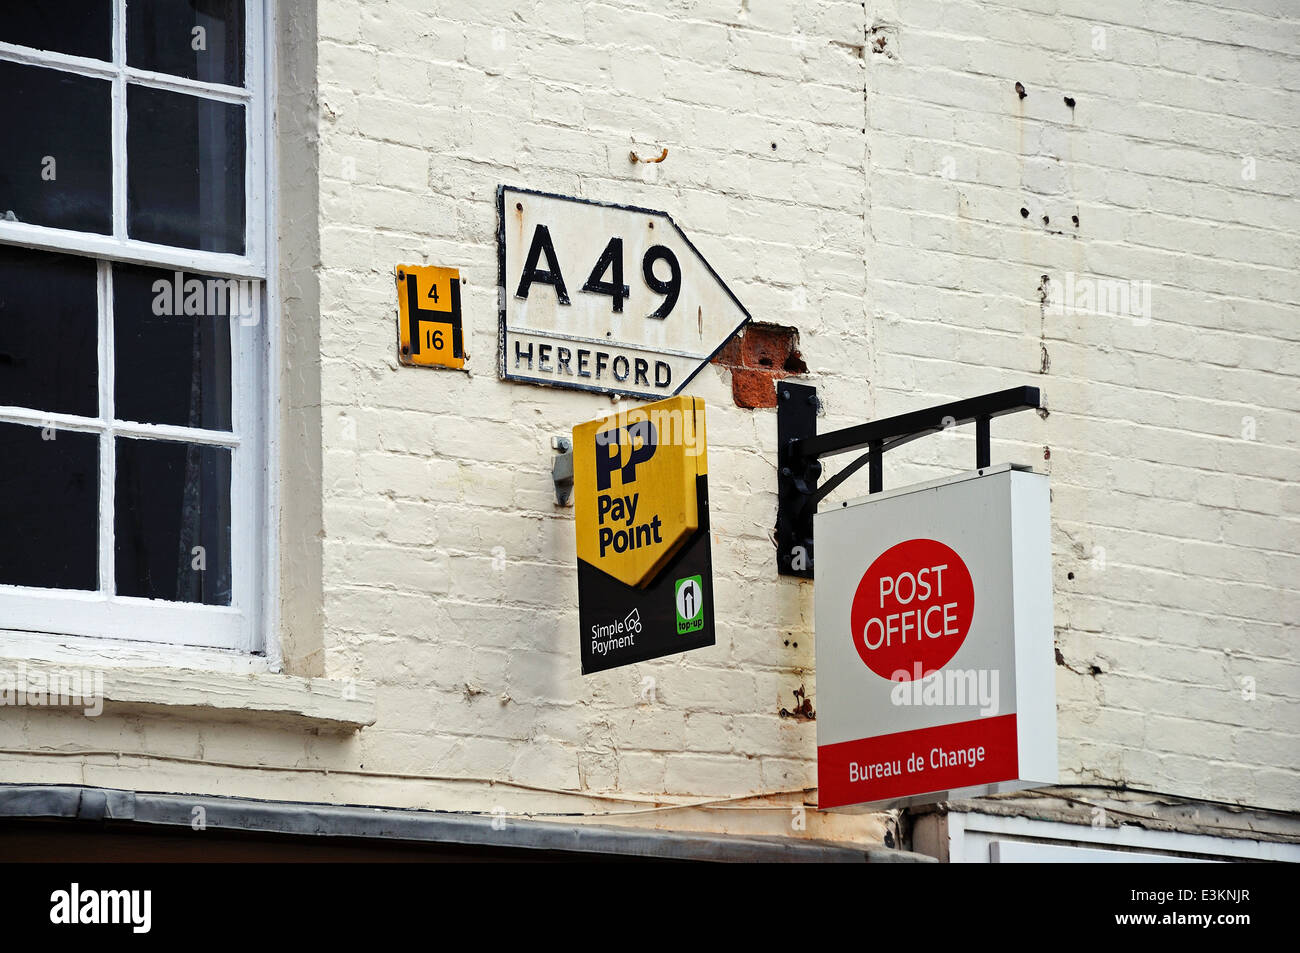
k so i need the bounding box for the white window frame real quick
[0,0,266,279]
[0,0,274,660]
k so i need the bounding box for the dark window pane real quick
[113,264,233,430]
[0,61,111,234]
[0,421,98,590]
[0,245,98,417]
[128,0,245,86]
[115,437,231,604]
[0,2,112,61]
[127,85,245,253]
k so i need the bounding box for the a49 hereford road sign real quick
[497,185,751,400]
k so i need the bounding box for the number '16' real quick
[515,226,681,319]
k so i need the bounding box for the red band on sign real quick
[817,714,1018,809]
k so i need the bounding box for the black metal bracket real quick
[775,384,1042,577]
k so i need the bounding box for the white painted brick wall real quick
[861,0,1299,812]
[206,0,1300,824]
[4,0,1293,841]
[305,0,874,839]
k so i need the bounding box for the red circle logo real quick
[849,538,974,680]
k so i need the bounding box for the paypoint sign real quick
[573,395,713,674]
[814,465,1058,811]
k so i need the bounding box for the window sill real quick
[0,655,375,733]
[0,628,271,673]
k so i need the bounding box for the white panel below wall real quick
[989,840,1216,863]
[940,812,1300,863]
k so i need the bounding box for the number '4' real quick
[581,238,630,313]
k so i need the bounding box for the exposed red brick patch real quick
[710,322,807,408]
[730,369,779,409]
[712,334,744,368]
